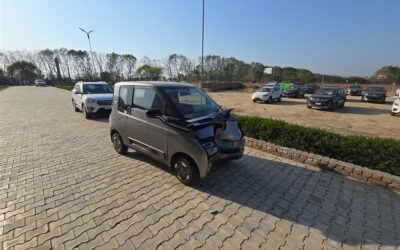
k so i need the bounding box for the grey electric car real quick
[109,81,244,185]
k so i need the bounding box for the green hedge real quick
[54,85,74,91]
[237,115,400,176]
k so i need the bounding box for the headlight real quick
[202,142,218,156]
[309,97,314,100]
[394,103,399,107]
[86,98,96,103]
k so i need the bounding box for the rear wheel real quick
[278,96,282,102]
[173,155,199,185]
[112,132,128,155]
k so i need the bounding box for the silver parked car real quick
[109,81,244,185]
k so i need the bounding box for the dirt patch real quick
[209,91,399,139]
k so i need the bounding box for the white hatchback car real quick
[71,81,113,118]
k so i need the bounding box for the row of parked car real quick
[251,82,399,115]
[69,81,244,185]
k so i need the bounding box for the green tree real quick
[296,69,314,83]
[7,61,40,81]
[137,64,163,80]
[372,66,400,84]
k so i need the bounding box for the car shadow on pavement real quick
[336,106,391,115]
[192,154,400,247]
[122,150,399,247]
[279,99,307,106]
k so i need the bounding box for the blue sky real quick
[0,0,399,76]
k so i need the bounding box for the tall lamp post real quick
[79,27,96,78]
[200,0,205,88]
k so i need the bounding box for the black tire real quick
[391,112,396,116]
[278,96,282,102]
[82,105,91,119]
[328,101,335,111]
[252,99,256,103]
[112,132,128,155]
[361,96,365,102]
[381,98,386,104]
[266,97,272,104]
[173,155,199,185]
[340,101,345,108]
[307,100,312,109]
[72,101,79,112]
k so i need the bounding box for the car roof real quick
[320,86,341,89]
[115,81,195,88]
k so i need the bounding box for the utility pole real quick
[79,28,96,78]
[200,0,205,88]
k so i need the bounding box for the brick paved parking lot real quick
[0,86,399,250]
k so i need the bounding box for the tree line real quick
[0,49,398,85]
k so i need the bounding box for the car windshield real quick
[83,84,113,94]
[162,87,220,120]
[366,87,384,92]
[349,85,361,88]
[257,87,272,92]
[315,88,338,95]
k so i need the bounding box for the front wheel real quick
[278,96,282,102]
[112,133,128,155]
[173,156,199,185]
[82,105,91,119]
[266,97,272,104]
[72,101,79,112]
[307,100,312,109]
[381,98,386,104]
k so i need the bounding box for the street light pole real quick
[200,0,205,88]
[79,28,96,78]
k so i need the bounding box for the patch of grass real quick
[236,114,400,176]
[0,85,8,91]
[54,85,74,91]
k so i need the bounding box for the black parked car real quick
[307,87,346,110]
[303,84,315,94]
[347,85,362,96]
[282,85,305,98]
[361,86,386,103]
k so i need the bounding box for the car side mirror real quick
[146,108,162,118]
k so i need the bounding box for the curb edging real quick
[244,137,400,193]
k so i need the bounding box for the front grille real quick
[97,100,112,106]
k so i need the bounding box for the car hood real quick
[310,94,335,100]
[83,93,113,100]
[365,92,385,95]
[187,109,242,142]
[252,92,271,97]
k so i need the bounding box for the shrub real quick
[54,85,74,91]
[237,115,400,176]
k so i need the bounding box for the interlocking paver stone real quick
[0,86,399,249]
